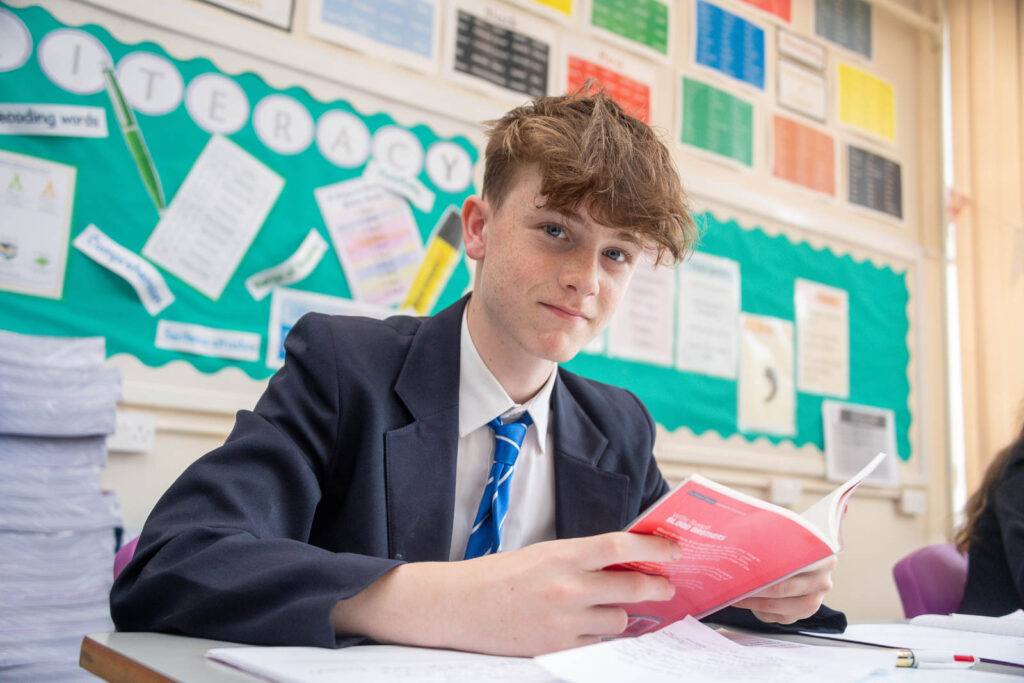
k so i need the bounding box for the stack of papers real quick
[0,329,122,682]
[206,617,895,683]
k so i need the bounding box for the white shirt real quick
[448,309,558,560]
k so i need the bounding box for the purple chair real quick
[892,543,968,618]
[113,536,139,580]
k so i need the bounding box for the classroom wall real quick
[8,0,948,622]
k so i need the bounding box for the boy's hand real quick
[330,532,680,656]
[732,554,838,624]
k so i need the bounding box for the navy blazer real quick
[110,296,844,646]
[111,297,670,646]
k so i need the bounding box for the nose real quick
[558,249,599,297]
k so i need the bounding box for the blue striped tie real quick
[463,413,533,560]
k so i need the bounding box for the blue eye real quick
[544,224,566,239]
[605,248,628,263]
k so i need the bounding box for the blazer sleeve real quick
[110,314,402,647]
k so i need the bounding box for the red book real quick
[613,452,887,636]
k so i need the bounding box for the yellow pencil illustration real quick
[403,206,463,315]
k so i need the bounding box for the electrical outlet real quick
[107,410,156,454]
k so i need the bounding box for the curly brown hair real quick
[481,87,699,265]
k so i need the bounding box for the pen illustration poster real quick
[0,4,477,377]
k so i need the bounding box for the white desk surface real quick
[81,630,1024,682]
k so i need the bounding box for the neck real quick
[466,300,555,404]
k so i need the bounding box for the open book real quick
[611,452,887,636]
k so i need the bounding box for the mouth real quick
[541,302,589,322]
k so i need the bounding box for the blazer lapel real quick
[551,376,631,539]
[384,297,466,562]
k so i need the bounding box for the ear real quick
[462,195,489,261]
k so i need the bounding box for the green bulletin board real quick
[0,4,478,378]
[565,213,913,461]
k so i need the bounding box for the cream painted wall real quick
[13,0,948,622]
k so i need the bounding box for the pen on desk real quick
[102,66,167,214]
[895,648,977,669]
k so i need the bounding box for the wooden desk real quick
[80,632,258,682]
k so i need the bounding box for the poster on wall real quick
[738,0,791,23]
[200,0,294,29]
[0,149,75,299]
[776,60,827,122]
[738,313,795,436]
[814,0,871,59]
[848,144,902,220]
[607,258,675,367]
[443,0,555,101]
[772,114,835,196]
[586,0,672,63]
[506,0,577,24]
[307,0,440,75]
[679,76,754,168]
[838,62,895,143]
[675,252,740,380]
[823,400,900,486]
[777,28,826,70]
[795,278,849,397]
[693,0,766,91]
[563,38,655,122]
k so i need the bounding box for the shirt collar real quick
[458,307,556,447]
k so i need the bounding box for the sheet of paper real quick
[808,623,1024,668]
[0,148,75,299]
[694,0,766,90]
[777,29,825,70]
[313,176,423,306]
[307,0,439,74]
[773,115,835,195]
[680,76,754,167]
[207,644,560,683]
[536,616,893,683]
[675,252,740,379]
[155,320,261,362]
[244,228,328,301]
[777,60,827,122]
[822,400,900,485]
[73,224,174,315]
[795,279,848,397]
[738,313,794,435]
[563,37,655,122]
[911,610,1024,638]
[838,62,895,142]
[848,144,903,220]
[143,134,284,301]
[267,287,393,369]
[506,0,575,23]
[814,0,872,59]
[443,0,555,101]
[587,0,671,62]
[201,0,294,29]
[607,257,675,366]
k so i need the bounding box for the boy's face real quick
[464,165,640,368]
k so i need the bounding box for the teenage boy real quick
[111,91,840,655]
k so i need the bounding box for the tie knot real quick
[487,413,532,465]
